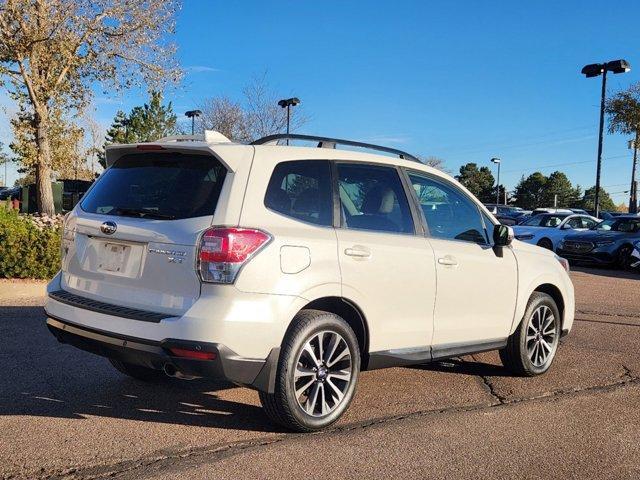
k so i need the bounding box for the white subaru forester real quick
[45,131,575,432]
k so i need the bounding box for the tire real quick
[109,358,165,382]
[259,309,360,432]
[499,292,561,376]
[537,238,553,251]
[617,245,633,270]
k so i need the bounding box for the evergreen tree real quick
[455,163,495,202]
[100,92,178,167]
[581,186,617,212]
[513,172,547,210]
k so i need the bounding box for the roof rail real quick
[155,130,231,143]
[251,134,422,163]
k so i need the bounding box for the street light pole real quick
[185,110,202,135]
[491,157,501,205]
[581,59,631,217]
[629,133,639,214]
[594,67,608,218]
[277,98,300,145]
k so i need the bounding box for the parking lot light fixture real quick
[185,110,202,135]
[277,97,300,145]
[581,59,631,217]
[491,157,501,205]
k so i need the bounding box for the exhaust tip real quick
[163,363,177,377]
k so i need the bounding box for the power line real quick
[501,153,629,176]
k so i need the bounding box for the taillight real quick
[197,227,271,283]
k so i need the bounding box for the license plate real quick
[99,243,128,273]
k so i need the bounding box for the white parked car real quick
[513,213,600,251]
[45,132,575,431]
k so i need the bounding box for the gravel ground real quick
[0,267,639,479]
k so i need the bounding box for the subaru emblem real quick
[100,221,117,235]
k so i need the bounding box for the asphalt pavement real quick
[1,267,639,479]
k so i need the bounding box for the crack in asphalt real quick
[576,309,640,320]
[469,354,506,405]
[574,317,640,328]
[29,366,639,480]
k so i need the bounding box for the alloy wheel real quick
[526,305,558,367]
[293,330,353,417]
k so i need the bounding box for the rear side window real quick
[81,153,227,220]
[337,163,414,234]
[264,160,333,226]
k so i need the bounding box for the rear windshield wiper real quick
[113,207,176,220]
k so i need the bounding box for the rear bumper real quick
[46,315,279,392]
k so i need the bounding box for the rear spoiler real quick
[104,131,232,168]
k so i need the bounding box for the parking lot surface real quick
[1,267,639,479]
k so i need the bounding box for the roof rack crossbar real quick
[250,134,422,163]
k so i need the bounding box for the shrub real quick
[0,206,62,279]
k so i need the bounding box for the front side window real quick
[407,171,488,244]
[264,160,333,226]
[564,217,584,229]
[337,163,414,234]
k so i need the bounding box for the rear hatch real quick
[61,150,228,316]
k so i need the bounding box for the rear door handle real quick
[437,256,458,266]
[345,246,371,258]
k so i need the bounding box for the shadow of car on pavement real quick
[0,305,283,433]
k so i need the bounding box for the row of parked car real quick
[485,204,640,270]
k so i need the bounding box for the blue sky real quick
[3,0,640,205]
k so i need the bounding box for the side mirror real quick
[493,224,514,247]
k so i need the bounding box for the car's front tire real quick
[537,238,553,251]
[499,292,561,376]
[109,358,165,382]
[259,309,360,432]
[618,244,633,270]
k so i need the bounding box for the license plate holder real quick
[99,243,129,273]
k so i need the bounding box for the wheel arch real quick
[296,296,371,369]
[537,237,553,249]
[533,283,565,329]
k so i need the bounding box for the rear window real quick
[264,160,333,226]
[80,152,227,220]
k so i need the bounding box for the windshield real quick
[594,218,640,232]
[522,214,567,227]
[80,152,227,220]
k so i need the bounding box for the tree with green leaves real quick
[455,163,495,202]
[581,186,616,212]
[605,83,640,213]
[540,171,575,208]
[0,0,181,214]
[513,172,547,210]
[100,92,178,167]
[10,94,93,183]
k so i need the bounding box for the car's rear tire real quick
[109,358,165,382]
[537,238,553,251]
[259,309,360,432]
[499,292,561,376]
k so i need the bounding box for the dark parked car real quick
[61,179,92,212]
[0,186,21,201]
[484,204,525,218]
[556,215,640,267]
